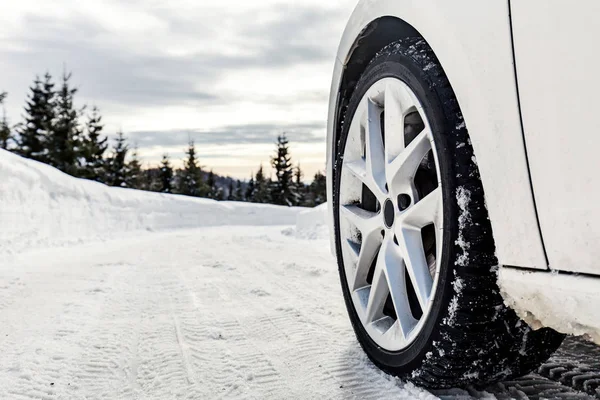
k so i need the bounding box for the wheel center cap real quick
[383,199,395,228]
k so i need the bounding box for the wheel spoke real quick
[340,205,379,234]
[364,237,418,337]
[364,256,388,324]
[341,205,384,290]
[380,237,418,337]
[399,187,442,229]
[345,159,368,183]
[354,235,381,291]
[365,98,386,197]
[393,188,441,310]
[344,159,387,203]
[386,128,432,187]
[384,82,407,162]
[381,320,403,343]
[344,239,375,291]
[395,227,433,311]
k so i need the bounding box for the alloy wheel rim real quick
[339,77,444,351]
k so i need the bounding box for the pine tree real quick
[309,171,327,206]
[127,146,143,189]
[227,180,235,200]
[245,175,255,201]
[234,180,244,201]
[140,166,156,192]
[159,154,174,193]
[253,165,270,203]
[0,97,11,150]
[270,133,296,206]
[17,73,55,162]
[294,163,306,207]
[48,71,82,175]
[214,186,224,201]
[79,106,108,181]
[105,131,129,187]
[178,140,206,196]
[141,166,161,192]
[207,170,217,199]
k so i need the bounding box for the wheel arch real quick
[327,0,548,271]
[332,16,422,159]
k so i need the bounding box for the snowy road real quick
[1,226,429,399]
[1,225,597,399]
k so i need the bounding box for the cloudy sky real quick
[0,0,358,180]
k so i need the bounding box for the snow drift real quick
[0,149,304,254]
[295,203,328,240]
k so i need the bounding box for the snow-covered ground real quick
[0,150,596,399]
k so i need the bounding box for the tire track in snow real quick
[69,262,147,399]
[199,229,432,400]
[0,251,130,400]
[134,273,207,399]
[194,234,347,398]
[175,265,280,399]
[169,296,195,386]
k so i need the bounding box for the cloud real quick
[1,3,344,107]
[0,0,356,178]
[127,122,326,149]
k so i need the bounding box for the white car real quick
[326,0,600,388]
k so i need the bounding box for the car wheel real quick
[333,38,564,388]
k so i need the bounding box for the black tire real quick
[333,38,564,389]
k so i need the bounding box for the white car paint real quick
[511,0,600,275]
[327,0,600,342]
[327,0,547,271]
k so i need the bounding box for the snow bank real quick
[294,203,328,240]
[0,150,304,254]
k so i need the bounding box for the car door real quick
[510,0,600,275]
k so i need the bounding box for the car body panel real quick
[327,0,548,270]
[511,0,600,275]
